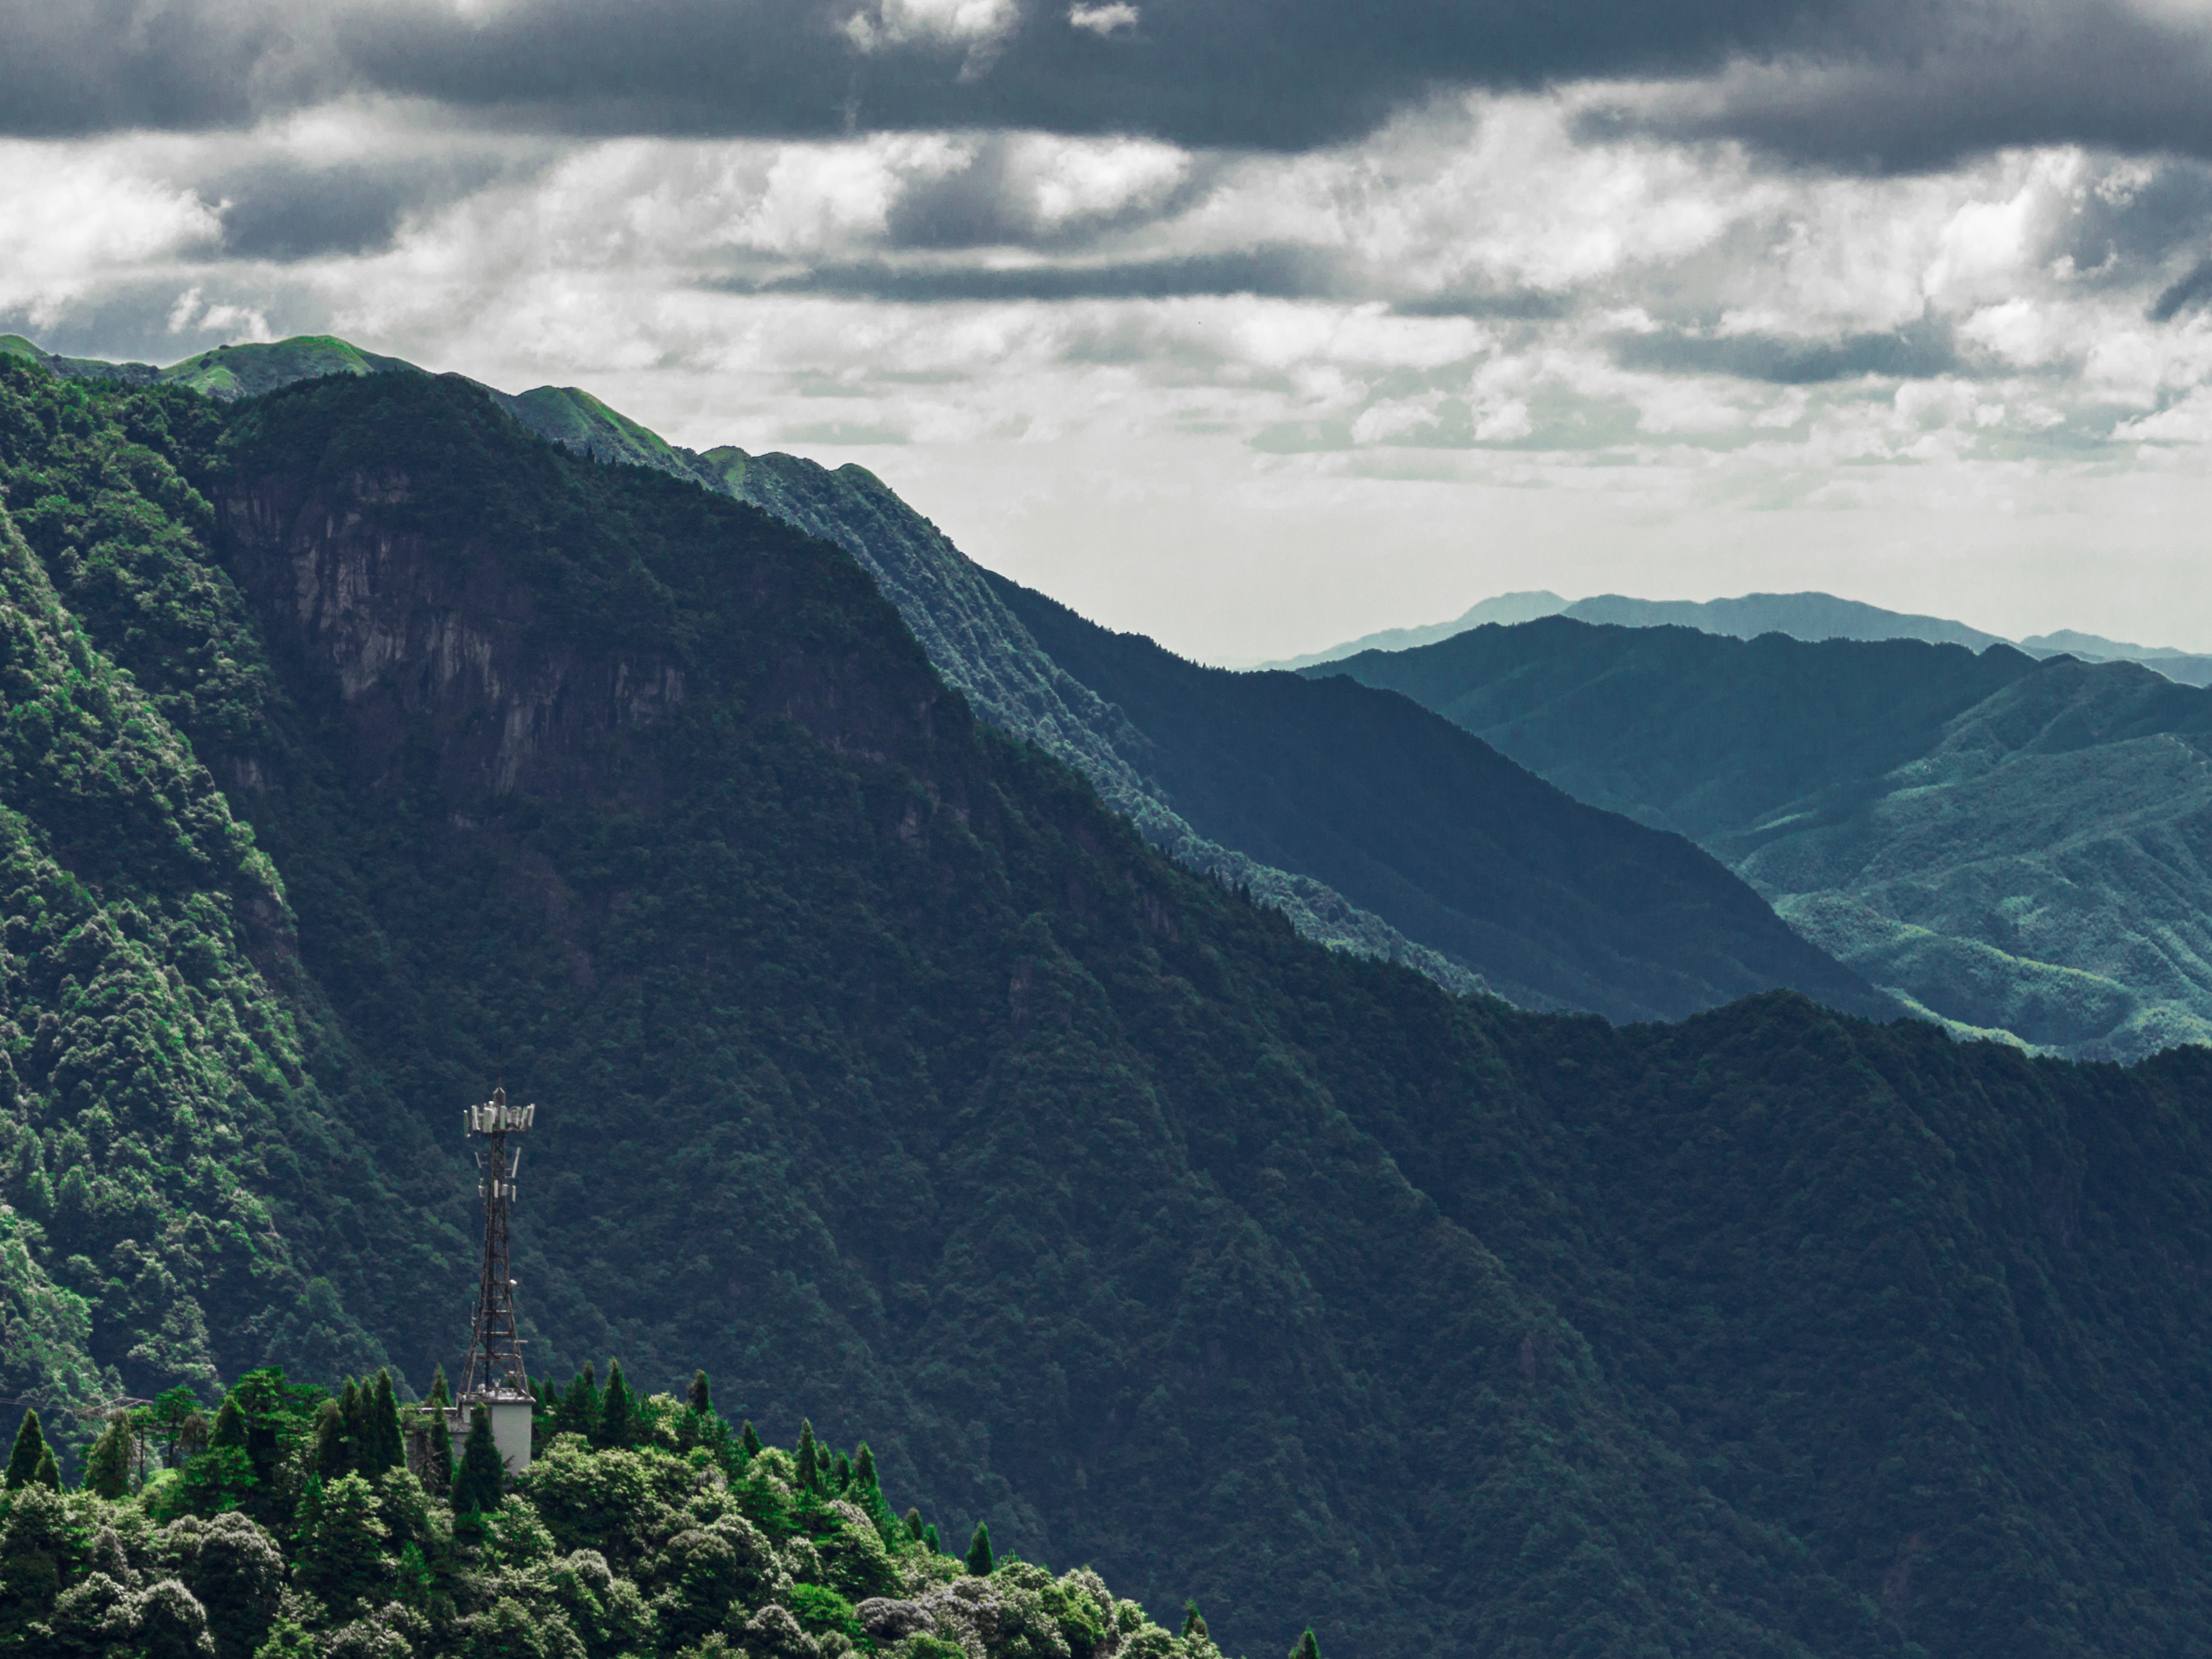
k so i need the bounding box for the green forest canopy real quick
[0,359,2211,1656]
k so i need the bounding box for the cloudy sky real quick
[8,0,2212,662]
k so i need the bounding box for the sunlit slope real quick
[1324,618,2212,1058]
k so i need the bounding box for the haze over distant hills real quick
[1322,617,2212,1060]
[1269,588,2212,685]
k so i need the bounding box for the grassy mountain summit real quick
[8,354,2212,1653]
[1320,615,2212,1058]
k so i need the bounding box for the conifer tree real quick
[1288,1630,1321,1659]
[1184,1603,1210,1640]
[83,1413,132,1498]
[425,1403,456,1497]
[452,1405,505,1513]
[340,1379,366,1457]
[32,1445,58,1490]
[688,1370,712,1415]
[795,1419,819,1491]
[905,1508,924,1541]
[211,1396,249,1451]
[5,1407,48,1491]
[428,1366,451,1408]
[924,1524,941,1554]
[311,1399,349,1480]
[558,1366,599,1439]
[966,1522,994,1577]
[741,1420,761,1460]
[366,1370,404,1478]
[855,1444,878,1491]
[148,1385,199,1467]
[596,1360,634,1449]
[833,1452,851,1492]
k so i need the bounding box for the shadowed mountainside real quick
[990,571,1887,1021]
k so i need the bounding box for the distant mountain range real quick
[1321,617,2212,1060]
[1266,588,2212,686]
[1,333,1884,1023]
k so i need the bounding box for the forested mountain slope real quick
[6,362,2212,1655]
[1322,617,2212,1058]
[3,334,1898,1023]
[988,572,1884,1021]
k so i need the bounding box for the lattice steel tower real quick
[459,1085,536,1404]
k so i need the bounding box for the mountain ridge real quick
[1317,615,2212,1058]
[6,356,2212,1655]
[4,332,1887,1025]
[1274,585,2212,685]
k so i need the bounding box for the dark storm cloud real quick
[13,0,2212,170]
[209,155,532,261]
[729,245,1346,301]
[1393,290,1576,320]
[0,0,1837,147]
[1609,320,1961,384]
[2150,259,2212,323]
[882,137,1214,249]
[1612,0,2212,170]
[0,1,336,136]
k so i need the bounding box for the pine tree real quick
[557,1366,599,1440]
[923,1524,941,1554]
[366,1371,404,1478]
[741,1420,761,1460]
[5,1408,48,1491]
[295,1472,388,1620]
[855,1443,879,1491]
[688,1370,712,1415]
[832,1452,852,1491]
[452,1405,505,1513]
[425,1403,456,1497]
[966,1522,994,1577]
[428,1366,451,1408]
[83,1413,132,1498]
[211,1396,249,1451]
[32,1446,59,1490]
[905,1508,924,1541]
[795,1419,819,1491]
[596,1360,634,1450]
[1288,1631,1321,1659]
[311,1399,349,1480]
[148,1385,199,1467]
[1184,1602,1210,1640]
[340,1379,366,1461]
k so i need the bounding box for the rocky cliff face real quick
[220,465,690,806]
[213,413,965,828]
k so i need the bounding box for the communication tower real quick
[457,1084,537,1471]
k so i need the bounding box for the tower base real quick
[450,1392,535,1473]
